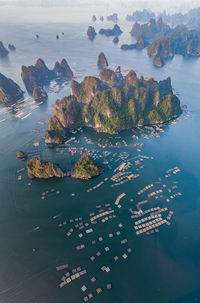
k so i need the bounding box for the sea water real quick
[0,17,199,303]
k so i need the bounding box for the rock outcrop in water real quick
[33,86,48,101]
[21,58,73,94]
[147,25,200,67]
[107,13,118,23]
[97,52,108,68]
[71,154,103,180]
[121,35,149,50]
[87,26,97,40]
[45,65,182,142]
[0,72,23,103]
[99,24,122,37]
[0,41,9,57]
[130,18,170,42]
[113,36,119,43]
[21,58,53,93]
[130,18,171,49]
[53,59,73,78]
[27,159,66,179]
[8,44,16,51]
[121,18,169,52]
[17,151,27,159]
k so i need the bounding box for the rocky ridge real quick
[44,63,182,143]
[0,72,23,103]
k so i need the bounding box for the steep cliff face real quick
[97,52,108,68]
[45,66,182,142]
[0,72,23,103]
[71,76,106,104]
[0,41,9,57]
[54,95,82,128]
[147,26,200,67]
[21,59,53,93]
[99,69,119,87]
[21,58,73,93]
[53,59,73,78]
[87,26,97,40]
[27,159,66,179]
[130,18,170,42]
[33,86,48,101]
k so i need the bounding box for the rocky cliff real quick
[87,26,97,40]
[99,24,122,37]
[0,41,8,57]
[21,58,73,94]
[130,18,170,42]
[97,52,108,68]
[0,73,23,103]
[45,64,182,142]
[53,59,73,78]
[33,86,48,101]
[71,154,103,179]
[147,26,200,67]
[27,159,66,179]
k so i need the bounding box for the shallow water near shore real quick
[0,19,200,303]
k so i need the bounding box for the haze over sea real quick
[0,2,200,303]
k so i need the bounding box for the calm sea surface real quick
[0,18,200,303]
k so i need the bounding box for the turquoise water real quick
[0,20,200,303]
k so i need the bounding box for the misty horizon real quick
[0,0,200,23]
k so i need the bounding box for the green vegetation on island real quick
[27,159,66,179]
[44,64,182,144]
[71,155,103,180]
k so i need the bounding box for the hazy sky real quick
[0,0,200,10]
[0,0,200,23]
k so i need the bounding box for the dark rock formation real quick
[21,58,73,93]
[71,154,103,179]
[0,41,8,57]
[153,57,164,68]
[121,43,138,50]
[130,18,170,42]
[27,158,66,179]
[99,68,119,87]
[45,66,182,140]
[107,13,118,23]
[53,95,81,128]
[87,26,97,40]
[115,66,123,81]
[147,25,200,67]
[113,36,119,43]
[92,15,97,22]
[71,76,106,104]
[100,16,104,21]
[56,35,59,40]
[8,44,16,51]
[0,72,23,103]
[21,58,53,93]
[121,35,149,50]
[53,59,73,78]
[97,52,108,68]
[99,24,123,37]
[33,86,48,101]
[36,34,39,39]
[17,151,27,159]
